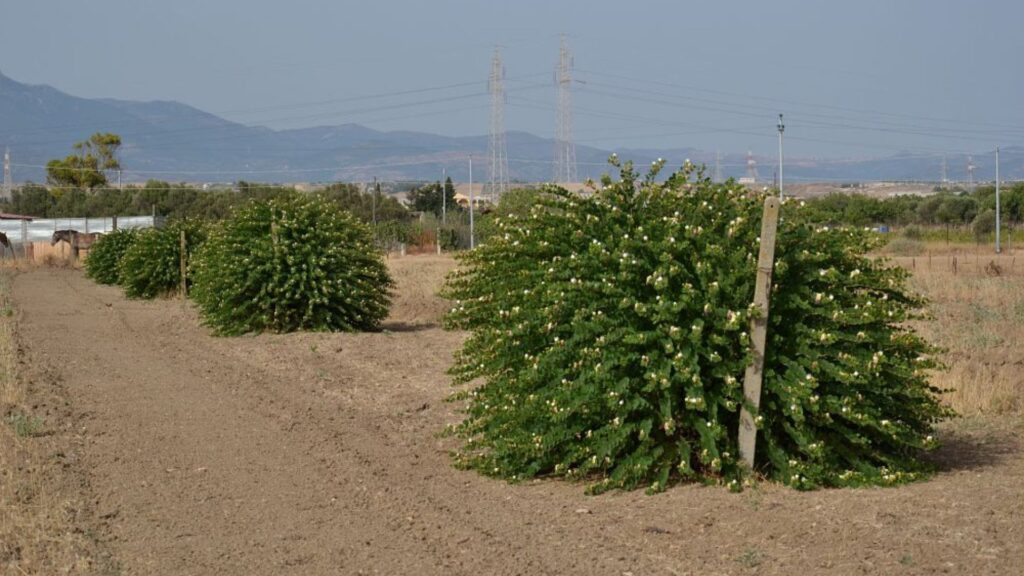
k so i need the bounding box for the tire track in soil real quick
[13,267,1024,576]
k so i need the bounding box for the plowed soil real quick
[10,256,1023,575]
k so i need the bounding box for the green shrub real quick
[442,160,951,493]
[84,228,139,285]
[901,225,923,240]
[191,193,393,335]
[438,226,460,251]
[972,209,996,240]
[882,237,924,256]
[119,220,207,299]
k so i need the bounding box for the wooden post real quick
[179,230,187,298]
[738,196,781,471]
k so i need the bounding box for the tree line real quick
[799,184,1024,229]
[12,132,1021,242]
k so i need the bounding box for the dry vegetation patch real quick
[0,271,106,575]
[888,247,1022,415]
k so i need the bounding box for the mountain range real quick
[1,71,1020,186]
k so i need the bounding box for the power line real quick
[575,69,1024,135]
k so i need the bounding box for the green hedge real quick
[191,193,393,335]
[442,160,951,493]
[84,228,139,285]
[119,220,207,299]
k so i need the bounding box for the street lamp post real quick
[777,113,785,200]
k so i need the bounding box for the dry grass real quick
[887,246,1023,415]
[0,271,98,574]
[383,253,457,328]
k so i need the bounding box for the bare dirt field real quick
[2,254,1022,575]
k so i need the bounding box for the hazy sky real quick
[2,0,1022,160]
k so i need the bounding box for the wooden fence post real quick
[738,196,781,471]
[179,230,187,298]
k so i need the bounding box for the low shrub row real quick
[83,167,949,495]
[84,193,393,334]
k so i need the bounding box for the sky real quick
[1,0,1022,161]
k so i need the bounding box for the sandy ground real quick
[8,256,1024,575]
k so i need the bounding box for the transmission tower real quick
[553,35,577,184]
[940,155,948,186]
[746,151,759,182]
[2,148,10,201]
[967,156,975,192]
[487,48,509,200]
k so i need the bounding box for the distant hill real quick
[1,71,1021,186]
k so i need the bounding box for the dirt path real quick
[11,264,1024,575]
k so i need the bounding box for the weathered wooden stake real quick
[179,230,187,298]
[738,196,781,471]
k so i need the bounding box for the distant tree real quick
[8,183,56,217]
[46,132,122,190]
[1004,183,1024,223]
[319,182,408,223]
[972,209,996,239]
[407,178,456,217]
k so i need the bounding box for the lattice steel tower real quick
[746,151,759,182]
[2,148,10,200]
[553,35,577,184]
[488,48,509,199]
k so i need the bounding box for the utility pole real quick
[995,147,1001,254]
[468,156,475,249]
[371,177,378,228]
[2,147,10,201]
[777,114,785,200]
[441,167,447,225]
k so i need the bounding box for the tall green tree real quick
[46,132,122,190]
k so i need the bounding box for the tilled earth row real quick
[11,264,1022,575]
